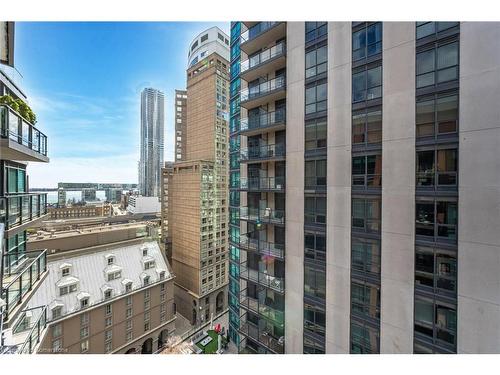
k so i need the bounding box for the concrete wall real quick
[458,22,500,354]
[326,21,352,354]
[380,22,416,354]
[284,21,305,354]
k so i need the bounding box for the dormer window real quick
[81,298,89,308]
[122,279,133,293]
[104,290,112,300]
[160,271,165,280]
[62,267,70,277]
[144,260,155,270]
[104,254,115,265]
[52,306,62,320]
[59,262,73,277]
[108,258,114,265]
[142,247,148,256]
[107,271,121,281]
[59,283,77,296]
[141,274,150,286]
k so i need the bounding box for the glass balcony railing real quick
[240,75,286,103]
[0,104,48,157]
[240,143,285,162]
[239,319,284,354]
[240,42,286,73]
[239,290,284,327]
[0,193,48,230]
[240,206,285,225]
[239,233,285,259]
[240,22,281,44]
[239,263,285,293]
[1,249,47,319]
[240,176,285,191]
[240,108,286,133]
[12,306,48,354]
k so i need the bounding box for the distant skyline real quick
[16,21,230,187]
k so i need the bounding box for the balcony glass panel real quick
[240,76,286,103]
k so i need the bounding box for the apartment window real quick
[304,264,326,299]
[144,300,151,310]
[144,260,155,270]
[416,22,459,40]
[415,199,457,241]
[52,339,62,353]
[126,307,132,319]
[126,319,133,331]
[352,108,382,145]
[415,246,457,293]
[305,44,327,79]
[305,81,327,115]
[305,159,327,188]
[80,326,89,339]
[416,92,458,138]
[351,322,379,354]
[352,65,382,103]
[305,195,326,225]
[351,237,381,275]
[414,297,457,347]
[80,340,89,353]
[80,312,89,325]
[105,341,112,353]
[352,198,381,233]
[351,281,380,320]
[160,282,165,292]
[304,335,325,354]
[201,34,208,43]
[416,42,458,89]
[304,302,326,337]
[125,282,132,293]
[126,296,132,306]
[144,321,151,332]
[305,118,327,151]
[105,330,112,341]
[104,290,112,300]
[352,155,382,188]
[59,284,77,296]
[126,331,133,342]
[52,323,62,338]
[105,317,112,327]
[305,22,327,43]
[107,271,121,281]
[304,232,326,263]
[416,148,458,187]
[62,267,70,277]
[143,276,151,286]
[352,23,382,61]
[105,304,112,316]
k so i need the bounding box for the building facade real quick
[139,88,165,197]
[161,27,230,327]
[47,203,111,220]
[0,21,50,354]
[229,21,500,354]
[27,240,176,354]
[174,90,187,162]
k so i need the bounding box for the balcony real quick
[240,76,286,109]
[0,193,48,232]
[1,249,48,321]
[239,233,285,259]
[240,42,286,82]
[240,22,286,56]
[240,108,286,137]
[240,206,285,225]
[1,306,48,354]
[240,176,285,192]
[239,290,284,327]
[240,263,284,293]
[240,143,286,164]
[239,319,284,354]
[0,104,49,162]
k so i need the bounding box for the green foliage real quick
[0,94,37,124]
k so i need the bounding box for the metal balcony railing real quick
[240,42,286,73]
[239,263,284,293]
[239,233,285,259]
[0,193,48,231]
[0,104,48,157]
[240,176,285,191]
[239,319,284,354]
[240,22,281,44]
[240,143,285,162]
[1,249,47,319]
[240,75,286,103]
[14,306,48,354]
[240,206,285,225]
[240,108,286,133]
[239,289,284,327]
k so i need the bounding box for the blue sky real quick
[17,22,230,187]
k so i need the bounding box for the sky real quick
[16,22,230,188]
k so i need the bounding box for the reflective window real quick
[351,322,380,354]
[416,199,457,241]
[352,154,382,188]
[353,23,382,61]
[305,81,327,115]
[305,232,326,263]
[352,198,381,233]
[305,159,327,188]
[304,264,326,299]
[305,45,327,79]
[352,66,382,103]
[305,118,327,151]
[352,237,381,275]
[305,22,327,43]
[305,195,326,225]
[416,148,458,187]
[304,302,326,338]
[415,246,457,293]
[416,42,459,88]
[414,297,457,347]
[416,22,459,40]
[352,107,382,145]
[416,92,458,138]
[351,281,380,320]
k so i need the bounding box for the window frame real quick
[416,40,459,89]
[352,64,382,104]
